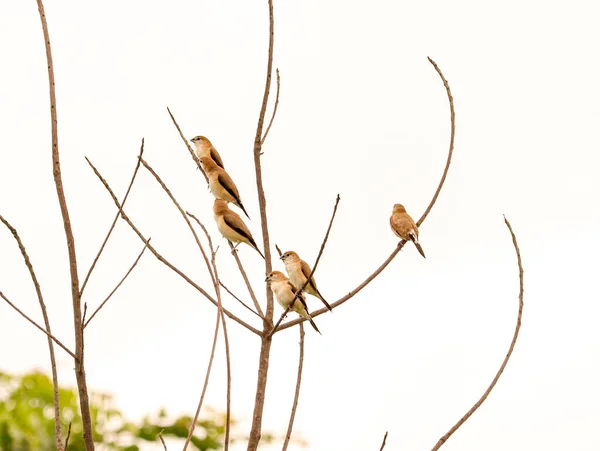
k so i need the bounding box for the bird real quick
[190,135,225,169]
[266,271,321,334]
[389,203,426,258]
[280,251,332,311]
[199,156,250,219]
[213,199,264,259]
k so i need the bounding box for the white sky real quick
[1,1,600,450]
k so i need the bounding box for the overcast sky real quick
[1,1,599,450]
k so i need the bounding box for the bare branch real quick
[219,280,263,319]
[140,158,216,286]
[35,1,93,446]
[85,157,261,335]
[83,239,150,329]
[379,431,388,451]
[430,216,524,450]
[0,213,64,448]
[261,68,281,145]
[166,106,209,184]
[0,290,75,358]
[282,323,304,451]
[158,431,167,451]
[271,194,340,335]
[64,422,72,450]
[228,241,264,317]
[277,57,456,332]
[80,139,145,296]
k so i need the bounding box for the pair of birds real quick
[191,135,265,259]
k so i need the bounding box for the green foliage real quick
[0,370,228,451]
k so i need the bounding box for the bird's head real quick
[213,199,229,214]
[198,156,216,170]
[190,135,209,145]
[265,271,286,283]
[280,250,300,263]
[392,204,406,214]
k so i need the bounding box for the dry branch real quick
[276,56,456,332]
[218,280,263,319]
[83,239,150,328]
[379,431,388,451]
[430,217,524,450]
[0,214,64,448]
[282,323,305,451]
[261,68,281,145]
[35,1,93,447]
[228,241,264,317]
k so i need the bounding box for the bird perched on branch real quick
[389,203,426,258]
[266,271,321,334]
[199,156,250,219]
[213,199,264,258]
[281,251,332,311]
[190,135,225,169]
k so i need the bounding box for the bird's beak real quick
[265,276,270,282]
[279,255,284,260]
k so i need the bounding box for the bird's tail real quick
[302,312,321,334]
[410,235,426,259]
[315,289,333,312]
[249,238,265,259]
[238,201,251,220]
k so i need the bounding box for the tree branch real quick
[0,290,75,359]
[80,139,145,296]
[166,106,209,184]
[228,241,264,318]
[379,431,388,451]
[281,323,304,451]
[261,68,281,145]
[83,239,150,328]
[85,157,260,335]
[218,280,263,319]
[430,217,524,450]
[35,1,93,447]
[276,57,456,332]
[0,214,64,448]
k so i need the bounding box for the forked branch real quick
[430,217,524,450]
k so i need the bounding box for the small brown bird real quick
[190,135,225,169]
[266,271,321,334]
[200,156,250,219]
[213,199,264,258]
[389,203,426,258]
[281,251,332,311]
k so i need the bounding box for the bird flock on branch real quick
[191,135,425,334]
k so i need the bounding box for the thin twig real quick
[282,323,304,451]
[271,194,340,335]
[277,57,456,332]
[80,139,145,296]
[0,214,64,448]
[379,431,388,451]
[158,431,167,451]
[83,239,151,328]
[219,280,263,319]
[0,291,75,358]
[261,68,281,145]
[166,106,209,184]
[430,217,524,450]
[228,241,264,317]
[35,0,93,448]
[140,158,216,286]
[64,422,72,450]
[85,157,260,335]
[82,303,87,327]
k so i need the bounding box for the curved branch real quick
[277,56,455,333]
[261,68,281,145]
[85,157,260,335]
[282,323,304,451]
[35,1,92,448]
[228,241,264,317]
[430,217,524,450]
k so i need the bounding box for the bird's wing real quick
[300,260,317,288]
[390,214,405,239]
[217,172,241,203]
[223,211,253,242]
[210,147,225,169]
[287,281,309,310]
